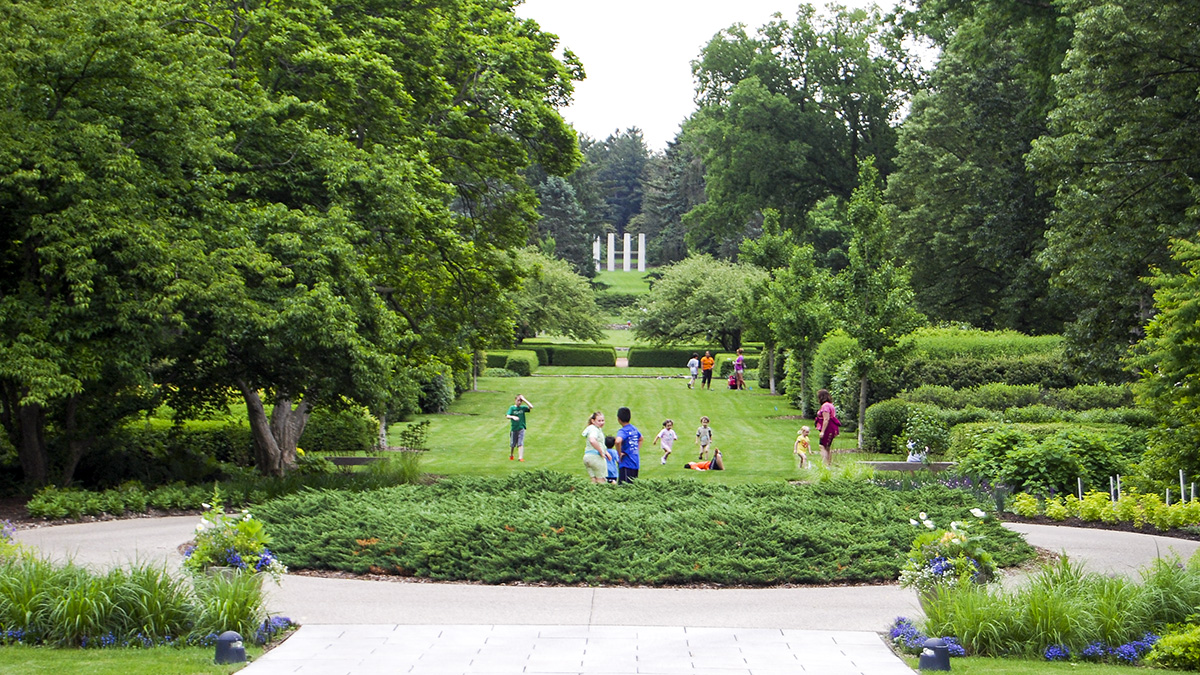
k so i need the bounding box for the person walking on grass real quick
[695,415,713,459]
[686,353,700,389]
[654,419,677,465]
[581,411,611,484]
[614,406,642,484]
[815,389,839,468]
[794,426,811,468]
[505,394,533,461]
[700,351,715,390]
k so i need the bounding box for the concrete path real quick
[15,516,1200,674]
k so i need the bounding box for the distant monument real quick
[595,233,645,272]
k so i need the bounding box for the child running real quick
[654,419,677,465]
[794,426,811,468]
[696,416,713,459]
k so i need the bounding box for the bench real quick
[857,461,957,473]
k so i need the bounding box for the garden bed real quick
[1000,512,1200,542]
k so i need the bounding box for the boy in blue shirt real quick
[604,435,618,484]
[615,406,642,484]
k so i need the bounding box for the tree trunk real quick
[269,397,310,475]
[799,360,809,418]
[16,399,48,486]
[377,412,388,451]
[858,375,869,451]
[239,382,310,476]
[767,344,777,395]
[59,394,92,486]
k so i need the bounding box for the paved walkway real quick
[15,517,1200,674]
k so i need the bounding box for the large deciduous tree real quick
[510,248,604,343]
[887,0,1073,334]
[1028,0,1200,379]
[0,0,229,485]
[632,255,768,351]
[685,5,914,253]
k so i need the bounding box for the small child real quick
[684,448,724,471]
[794,426,811,468]
[696,416,713,459]
[604,435,619,484]
[654,419,678,465]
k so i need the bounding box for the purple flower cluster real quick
[889,616,927,652]
[1045,644,1070,661]
[942,636,966,657]
[255,615,295,645]
[1,628,26,644]
[255,548,277,572]
[81,632,119,649]
[928,556,953,576]
[223,547,246,569]
[0,519,15,542]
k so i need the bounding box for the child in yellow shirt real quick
[793,426,811,468]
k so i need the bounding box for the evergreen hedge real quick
[548,345,617,366]
[254,471,1033,585]
[503,351,538,376]
[626,347,722,368]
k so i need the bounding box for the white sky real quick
[517,1,896,152]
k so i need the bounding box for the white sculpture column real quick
[593,236,602,272]
[607,233,615,272]
[623,233,631,272]
[638,233,646,272]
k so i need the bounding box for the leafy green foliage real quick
[503,352,538,377]
[954,425,1138,495]
[302,407,377,455]
[253,472,1032,585]
[511,248,604,343]
[923,555,1200,658]
[632,255,769,350]
[1147,623,1200,669]
[626,348,721,368]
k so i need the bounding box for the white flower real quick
[950,521,962,531]
[919,512,927,520]
[923,519,935,530]
[202,503,211,509]
[970,508,986,519]
[910,519,919,526]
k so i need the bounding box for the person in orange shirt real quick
[699,351,715,390]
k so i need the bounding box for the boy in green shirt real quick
[505,394,533,461]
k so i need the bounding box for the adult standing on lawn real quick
[505,394,533,461]
[615,406,642,484]
[815,389,839,468]
[700,351,715,390]
[686,353,700,389]
[581,411,611,484]
[733,348,746,390]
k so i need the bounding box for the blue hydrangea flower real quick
[942,636,965,657]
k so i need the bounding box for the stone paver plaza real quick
[242,624,912,675]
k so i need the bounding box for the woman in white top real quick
[581,411,610,484]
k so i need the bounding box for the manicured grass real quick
[399,376,857,484]
[0,644,262,674]
[902,656,1149,674]
[593,269,653,295]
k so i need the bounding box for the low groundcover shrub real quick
[253,471,1033,585]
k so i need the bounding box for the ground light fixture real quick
[918,637,951,671]
[215,631,247,664]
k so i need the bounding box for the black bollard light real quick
[215,630,247,664]
[918,637,951,671]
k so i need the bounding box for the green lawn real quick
[903,656,1151,674]
[593,269,653,294]
[394,375,857,484]
[0,645,262,674]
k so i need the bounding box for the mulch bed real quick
[0,495,202,531]
[999,512,1200,542]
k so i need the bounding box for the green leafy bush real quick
[503,351,538,376]
[516,345,550,365]
[253,472,1033,585]
[302,406,377,454]
[594,292,639,312]
[483,368,520,377]
[418,364,456,413]
[902,406,950,455]
[896,354,1077,390]
[955,424,1138,495]
[1003,404,1061,423]
[1147,624,1200,670]
[757,351,786,392]
[863,399,910,453]
[485,351,512,368]
[74,424,245,488]
[809,331,858,408]
[1045,384,1134,411]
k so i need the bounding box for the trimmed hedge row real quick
[626,347,720,368]
[550,345,617,366]
[900,383,1133,411]
[504,351,539,376]
[862,399,1153,455]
